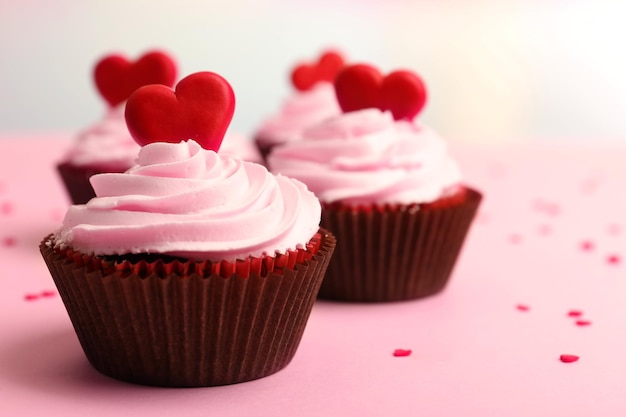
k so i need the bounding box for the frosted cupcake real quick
[268,64,481,302]
[220,132,263,164]
[254,50,345,161]
[57,50,177,204]
[40,71,335,386]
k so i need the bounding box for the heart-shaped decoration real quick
[291,50,345,92]
[94,50,177,107]
[124,71,235,151]
[334,64,427,120]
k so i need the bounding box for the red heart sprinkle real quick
[516,304,530,311]
[334,64,427,120]
[1,201,13,215]
[94,50,177,107]
[575,320,591,326]
[580,240,595,251]
[41,290,56,298]
[24,294,39,301]
[125,71,235,151]
[559,354,579,363]
[291,50,345,91]
[607,254,621,265]
[567,310,583,317]
[393,349,412,357]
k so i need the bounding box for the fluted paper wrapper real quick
[318,188,481,302]
[39,230,335,387]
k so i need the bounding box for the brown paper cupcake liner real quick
[318,187,482,302]
[57,162,132,205]
[57,162,106,204]
[39,230,335,387]
[253,138,278,165]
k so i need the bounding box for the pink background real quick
[1,136,625,416]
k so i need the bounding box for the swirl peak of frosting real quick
[268,109,462,205]
[55,140,321,261]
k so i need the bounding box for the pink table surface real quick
[1,135,625,416]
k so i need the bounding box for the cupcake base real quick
[39,230,336,387]
[318,187,482,302]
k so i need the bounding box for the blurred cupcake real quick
[220,132,263,164]
[254,50,345,162]
[268,64,481,302]
[40,71,335,387]
[57,50,177,204]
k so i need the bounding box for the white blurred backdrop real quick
[1,0,626,144]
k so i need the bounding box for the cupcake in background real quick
[254,50,345,162]
[269,63,482,302]
[220,132,263,164]
[41,71,335,387]
[57,50,177,204]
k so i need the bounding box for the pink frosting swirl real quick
[63,106,140,170]
[255,82,341,146]
[268,109,462,205]
[54,140,321,261]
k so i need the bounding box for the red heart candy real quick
[317,51,345,82]
[334,64,382,113]
[94,50,177,107]
[291,64,319,92]
[334,64,427,120]
[124,71,235,151]
[291,50,346,92]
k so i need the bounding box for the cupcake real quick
[220,132,263,164]
[268,64,481,302]
[254,50,345,162]
[57,50,177,204]
[40,71,335,387]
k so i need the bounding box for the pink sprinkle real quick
[393,349,412,357]
[41,290,56,298]
[608,224,621,236]
[607,254,621,265]
[3,237,16,247]
[509,234,522,244]
[24,294,39,301]
[545,203,561,217]
[580,241,595,251]
[575,320,592,326]
[559,354,579,363]
[580,179,598,194]
[516,304,530,312]
[567,310,583,317]
[0,201,13,215]
[538,224,552,236]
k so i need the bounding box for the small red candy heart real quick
[291,50,346,92]
[94,50,177,107]
[334,64,427,120]
[125,71,235,151]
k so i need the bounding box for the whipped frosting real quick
[63,106,140,170]
[54,140,321,262]
[255,82,341,146]
[268,109,462,205]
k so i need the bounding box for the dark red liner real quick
[318,187,482,302]
[57,162,129,205]
[39,230,335,387]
